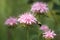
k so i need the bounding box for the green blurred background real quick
[0,0,60,40]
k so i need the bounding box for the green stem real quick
[38,27,40,40]
[36,13,41,40]
[26,27,29,40]
[38,31,40,40]
[8,27,12,40]
[27,29,28,40]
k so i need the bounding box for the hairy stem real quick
[8,28,12,40]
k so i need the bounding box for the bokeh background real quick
[0,0,60,40]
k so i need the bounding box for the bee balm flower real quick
[5,17,17,26]
[40,25,49,32]
[43,30,56,39]
[18,12,37,25]
[31,2,48,13]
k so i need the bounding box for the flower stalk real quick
[8,27,12,40]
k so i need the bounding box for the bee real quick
[36,21,42,26]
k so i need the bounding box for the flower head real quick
[31,2,48,13]
[40,25,49,32]
[43,30,56,39]
[18,12,37,25]
[5,17,17,26]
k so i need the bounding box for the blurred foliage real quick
[0,0,60,40]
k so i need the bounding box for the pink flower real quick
[5,17,17,26]
[40,25,49,32]
[18,12,37,25]
[43,30,56,39]
[31,2,48,13]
